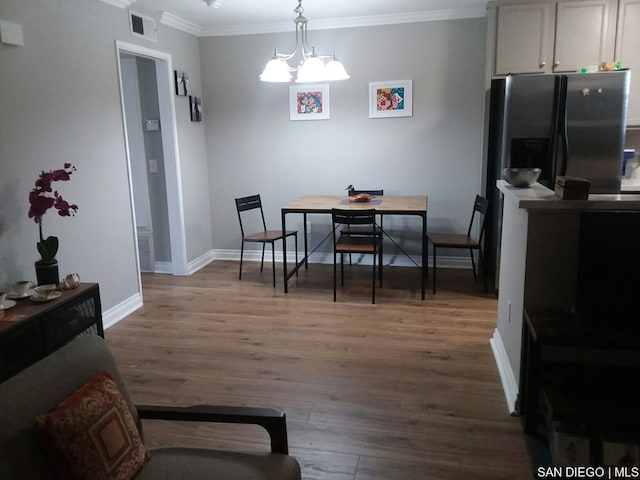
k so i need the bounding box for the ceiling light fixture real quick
[260,0,350,83]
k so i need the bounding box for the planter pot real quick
[35,259,59,286]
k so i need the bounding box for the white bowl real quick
[503,168,541,188]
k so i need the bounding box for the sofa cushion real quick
[136,447,301,480]
[35,372,150,480]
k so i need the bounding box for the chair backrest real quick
[348,189,384,196]
[332,208,377,243]
[467,195,490,240]
[235,194,267,237]
[0,336,138,479]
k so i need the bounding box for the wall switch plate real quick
[0,20,24,46]
[148,159,158,173]
[145,119,160,131]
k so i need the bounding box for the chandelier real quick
[259,0,350,83]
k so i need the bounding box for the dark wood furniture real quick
[520,308,639,464]
[0,283,102,382]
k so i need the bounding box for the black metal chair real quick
[341,189,384,271]
[332,208,381,304]
[427,195,489,294]
[235,194,297,287]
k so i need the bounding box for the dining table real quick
[280,194,429,300]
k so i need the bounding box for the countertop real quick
[497,180,640,210]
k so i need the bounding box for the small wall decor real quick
[189,96,202,122]
[369,80,413,118]
[174,70,190,96]
[289,84,330,121]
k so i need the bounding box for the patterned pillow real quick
[35,372,150,480]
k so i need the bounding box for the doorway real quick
[116,41,188,290]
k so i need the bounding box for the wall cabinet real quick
[492,0,616,76]
[616,0,640,125]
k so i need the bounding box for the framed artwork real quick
[174,70,189,96]
[369,80,413,118]
[189,96,202,122]
[289,84,330,121]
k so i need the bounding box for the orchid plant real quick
[28,163,78,261]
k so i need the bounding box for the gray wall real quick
[201,19,488,256]
[0,0,487,318]
[0,0,210,313]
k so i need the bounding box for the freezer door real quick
[502,74,558,188]
[562,71,630,193]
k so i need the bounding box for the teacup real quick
[34,284,56,299]
[13,280,34,296]
[0,292,6,307]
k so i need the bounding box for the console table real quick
[0,283,103,382]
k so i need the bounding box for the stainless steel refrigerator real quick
[484,70,630,287]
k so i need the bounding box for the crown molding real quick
[96,0,486,38]
[97,0,134,8]
[160,11,203,36]
[195,7,486,37]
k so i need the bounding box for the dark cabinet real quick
[0,283,102,382]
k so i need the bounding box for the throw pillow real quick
[35,371,150,480]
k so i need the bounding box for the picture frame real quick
[289,84,330,121]
[174,70,189,96]
[369,80,413,118]
[189,95,202,122]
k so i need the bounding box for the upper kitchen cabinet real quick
[553,0,616,73]
[489,0,617,77]
[494,3,552,75]
[616,0,640,126]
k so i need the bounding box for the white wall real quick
[200,19,488,256]
[0,0,211,312]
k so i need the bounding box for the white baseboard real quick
[186,249,217,274]
[209,248,472,269]
[102,292,143,330]
[490,328,519,415]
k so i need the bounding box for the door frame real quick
[115,40,188,292]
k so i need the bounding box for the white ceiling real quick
[117,0,488,36]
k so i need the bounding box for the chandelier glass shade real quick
[259,0,350,83]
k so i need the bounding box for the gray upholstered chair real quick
[0,335,301,480]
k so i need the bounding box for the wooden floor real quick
[106,260,533,479]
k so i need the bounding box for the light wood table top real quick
[281,195,428,214]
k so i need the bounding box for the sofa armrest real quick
[136,404,290,454]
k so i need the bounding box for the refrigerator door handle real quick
[557,76,569,177]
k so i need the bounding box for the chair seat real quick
[428,194,489,294]
[243,230,297,242]
[428,232,479,249]
[336,237,381,254]
[137,447,301,480]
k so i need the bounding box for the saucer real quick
[30,291,62,303]
[0,300,17,311]
[8,289,36,300]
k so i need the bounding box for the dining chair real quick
[427,195,489,294]
[341,189,384,272]
[332,208,381,304]
[235,194,298,288]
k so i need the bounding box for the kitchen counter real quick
[491,180,640,414]
[497,180,640,210]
